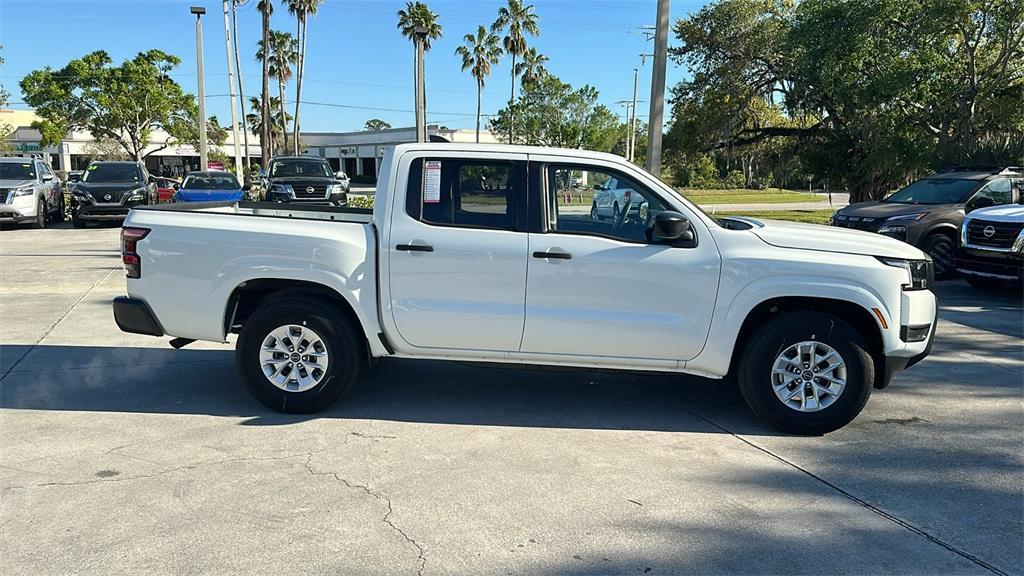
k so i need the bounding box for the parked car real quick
[955,184,1023,288]
[154,177,179,203]
[113,143,936,435]
[590,175,653,225]
[69,160,156,228]
[172,171,248,203]
[0,157,65,228]
[832,166,1023,278]
[262,156,348,206]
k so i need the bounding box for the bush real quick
[347,195,374,209]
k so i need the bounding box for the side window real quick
[968,178,1012,211]
[545,164,667,243]
[405,157,517,229]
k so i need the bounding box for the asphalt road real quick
[1,223,1021,576]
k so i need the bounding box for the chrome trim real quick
[957,268,1020,280]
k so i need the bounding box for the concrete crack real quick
[303,454,426,576]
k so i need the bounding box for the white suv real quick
[0,157,64,228]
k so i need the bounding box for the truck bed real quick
[124,200,380,343]
[134,200,374,224]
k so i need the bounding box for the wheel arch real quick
[223,278,387,358]
[729,296,886,388]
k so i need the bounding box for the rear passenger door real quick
[386,152,529,352]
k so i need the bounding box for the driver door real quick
[520,157,721,362]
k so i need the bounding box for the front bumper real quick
[267,189,348,206]
[955,247,1023,282]
[112,296,164,336]
[0,195,38,221]
[74,197,146,221]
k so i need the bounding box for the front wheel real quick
[31,199,46,229]
[236,297,364,413]
[737,311,874,435]
[922,234,955,279]
[590,202,600,221]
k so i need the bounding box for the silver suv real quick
[0,157,64,228]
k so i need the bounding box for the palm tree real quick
[491,0,539,143]
[515,47,548,91]
[247,96,292,153]
[397,2,442,134]
[256,31,299,153]
[456,26,503,143]
[257,0,274,163]
[286,0,322,155]
[230,0,251,173]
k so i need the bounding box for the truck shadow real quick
[0,343,767,435]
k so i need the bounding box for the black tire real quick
[921,233,955,279]
[590,202,600,221]
[737,311,874,435]
[236,297,364,414]
[31,199,46,229]
[612,202,620,221]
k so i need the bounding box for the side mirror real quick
[172,183,180,190]
[41,173,54,182]
[653,211,696,247]
[335,171,347,180]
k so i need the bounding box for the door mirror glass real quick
[654,211,696,246]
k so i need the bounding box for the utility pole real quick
[222,0,242,177]
[646,0,669,176]
[230,0,251,175]
[414,26,427,143]
[191,6,208,171]
[616,100,633,159]
[630,67,639,162]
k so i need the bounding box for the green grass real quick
[714,209,836,225]
[684,188,819,205]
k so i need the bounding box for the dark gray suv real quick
[831,167,1023,277]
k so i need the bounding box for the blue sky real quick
[1,0,706,133]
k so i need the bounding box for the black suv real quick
[70,161,157,228]
[832,167,1023,277]
[263,156,348,206]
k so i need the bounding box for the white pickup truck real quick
[113,144,937,434]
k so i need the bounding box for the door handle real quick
[533,250,572,260]
[396,243,434,252]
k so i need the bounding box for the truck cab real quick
[113,143,937,434]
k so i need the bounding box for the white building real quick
[1,109,498,180]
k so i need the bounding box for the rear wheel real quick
[236,297,364,414]
[738,311,874,435]
[922,233,955,279]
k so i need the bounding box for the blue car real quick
[173,171,247,203]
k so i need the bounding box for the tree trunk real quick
[278,78,289,152]
[261,9,272,163]
[508,53,516,144]
[293,16,306,155]
[476,79,482,143]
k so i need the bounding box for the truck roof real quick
[389,142,631,164]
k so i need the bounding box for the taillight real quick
[121,227,150,279]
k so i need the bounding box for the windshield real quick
[884,178,977,204]
[270,159,332,178]
[182,174,240,190]
[0,162,36,180]
[83,164,141,183]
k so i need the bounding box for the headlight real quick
[71,186,89,197]
[878,257,933,290]
[327,184,345,195]
[127,188,147,201]
[886,213,926,222]
[960,219,970,246]
[12,186,33,197]
[270,184,293,197]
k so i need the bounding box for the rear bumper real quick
[112,296,164,336]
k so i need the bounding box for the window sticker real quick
[423,160,442,204]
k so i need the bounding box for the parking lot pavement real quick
[1,224,1021,576]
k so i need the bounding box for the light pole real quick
[414,25,427,143]
[646,0,669,176]
[222,1,242,177]
[630,68,639,162]
[191,6,208,171]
